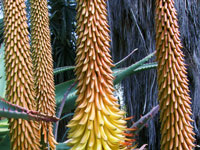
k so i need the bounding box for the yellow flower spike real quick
[29,0,57,149]
[155,0,196,149]
[3,0,40,149]
[67,0,129,149]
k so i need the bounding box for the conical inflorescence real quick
[30,0,56,149]
[67,0,128,149]
[155,0,195,149]
[3,0,40,149]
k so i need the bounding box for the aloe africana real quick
[3,0,40,149]
[155,0,195,149]
[30,0,57,149]
[67,0,129,149]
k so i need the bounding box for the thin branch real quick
[130,8,148,53]
[54,81,77,141]
[115,48,138,67]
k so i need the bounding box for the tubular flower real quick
[155,0,196,149]
[30,0,57,149]
[67,0,128,149]
[3,0,40,149]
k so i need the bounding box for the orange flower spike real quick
[30,0,57,149]
[3,0,40,149]
[67,0,129,149]
[155,0,196,149]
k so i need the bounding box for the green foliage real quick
[0,44,6,98]
[114,51,156,84]
[54,66,75,75]
[56,143,70,150]
[0,119,10,149]
[133,62,157,73]
[60,113,74,121]
[55,79,77,113]
[0,119,9,141]
[0,135,10,150]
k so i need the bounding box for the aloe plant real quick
[155,0,195,149]
[1,42,157,116]
[1,0,190,149]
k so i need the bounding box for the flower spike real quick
[155,0,196,149]
[66,0,130,149]
[3,0,40,149]
[30,0,57,149]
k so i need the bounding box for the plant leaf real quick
[54,66,75,75]
[0,135,10,149]
[0,119,10,149]
[129,105,159,135]
[0,44,6,98]
[0,97,59,122]
[0,119,9,136]
[128,105,159,147]
[60,113,74,121]
[114,51,155,84]
[55,79,77,113]
[56,143,70,150]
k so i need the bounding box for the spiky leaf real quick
[0,97,59,122]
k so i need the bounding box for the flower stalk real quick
[30,0,57,149]
[67,0,129,149]
[155,0,195,149]
[3,0,40,149]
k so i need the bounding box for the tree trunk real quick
[108,0,200,149]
